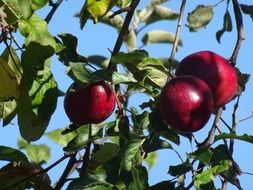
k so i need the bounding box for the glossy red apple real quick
[64,81,116,125]
[159,76,213,133]
[176,51,238,108]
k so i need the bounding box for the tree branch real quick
[230,0,245,66]
[197,108,223,148]
[107,0,140,71]
[54,153,77,190]
[45,0,64,23]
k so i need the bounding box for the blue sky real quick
[1,0,253,189]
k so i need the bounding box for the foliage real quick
[0,0,252,190]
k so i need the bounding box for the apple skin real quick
[159,75,213,133]
[64,81,116,125]
[176,51,238,108]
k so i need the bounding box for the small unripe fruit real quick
[159,76,213,133]
[64,81,116,125]
[176,51,238,108]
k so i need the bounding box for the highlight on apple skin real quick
[64,81,116,126]
[159,75,213,133]
[176,50,238,108]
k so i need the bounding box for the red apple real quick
[176,51,238,108]
[159,76,213,133]
[64,81,116,125]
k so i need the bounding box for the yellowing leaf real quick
[0,57,20,101]
[86,0,116,22]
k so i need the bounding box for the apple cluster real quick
[159,51,238,133]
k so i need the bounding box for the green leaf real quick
[168,160,192,177]
[57,33,87,66]
[79,0,117,28]
[17,66,58,142]
[111,50,149,65]
[216,10,232,43]
[67,173,113,190]
[0,0,48,22]
[214,132,253,144]
[188,147,213,165]
[0,146,28,162]
[87,55,109,69]
[144,151,158,170]
[112,72,137,84]
[194,160,229,189]
[128,166,149,190]
[64,124,103,152]
[125,29,137,51]
[19,14,59,52]
[66,62,93,84]
[120,139,144,171]
[144,5,179,24]
[142,30,182,45]
[91,143,120,163]
[240,4,253,22]
[45,128,76,147]
[150,181,176,190]
[0,100,17,126]
[146,137,172,153]
[0,57,20,101]
[26,144,50,164]
[210,145,231,166]
[187,5,214,32]
[117,0,131,7]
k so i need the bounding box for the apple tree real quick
[0,0,252,189]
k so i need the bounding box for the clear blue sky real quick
[0,0,253,189]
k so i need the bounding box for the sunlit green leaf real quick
[19,14,60,52]
[142,30,182,46]
[45,128,76,147]
[125,29,137,51]
[216,10,232,43]
[26,144,50,164]
[112,71,137,84]
[0,146,28,162]
[144,151,158,170]
[0,100,17,126]
[87,55,109,69]
[0,57,20,101]
[194,160,229,189]
[101,11,124,30]
[111,50,149,65]
[187,5,214,32]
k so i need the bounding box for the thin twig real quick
[169,0,186,75]
[3,154,70,190]
[237,114,253,124]
[54,153,77,190]
[45,0,64,23]
[197,108,223,148]
[107,0,140,71]
[229,0,245,66]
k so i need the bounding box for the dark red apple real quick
[176,51,238,108]
[64,81,116,125]
[159,76,213,133]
